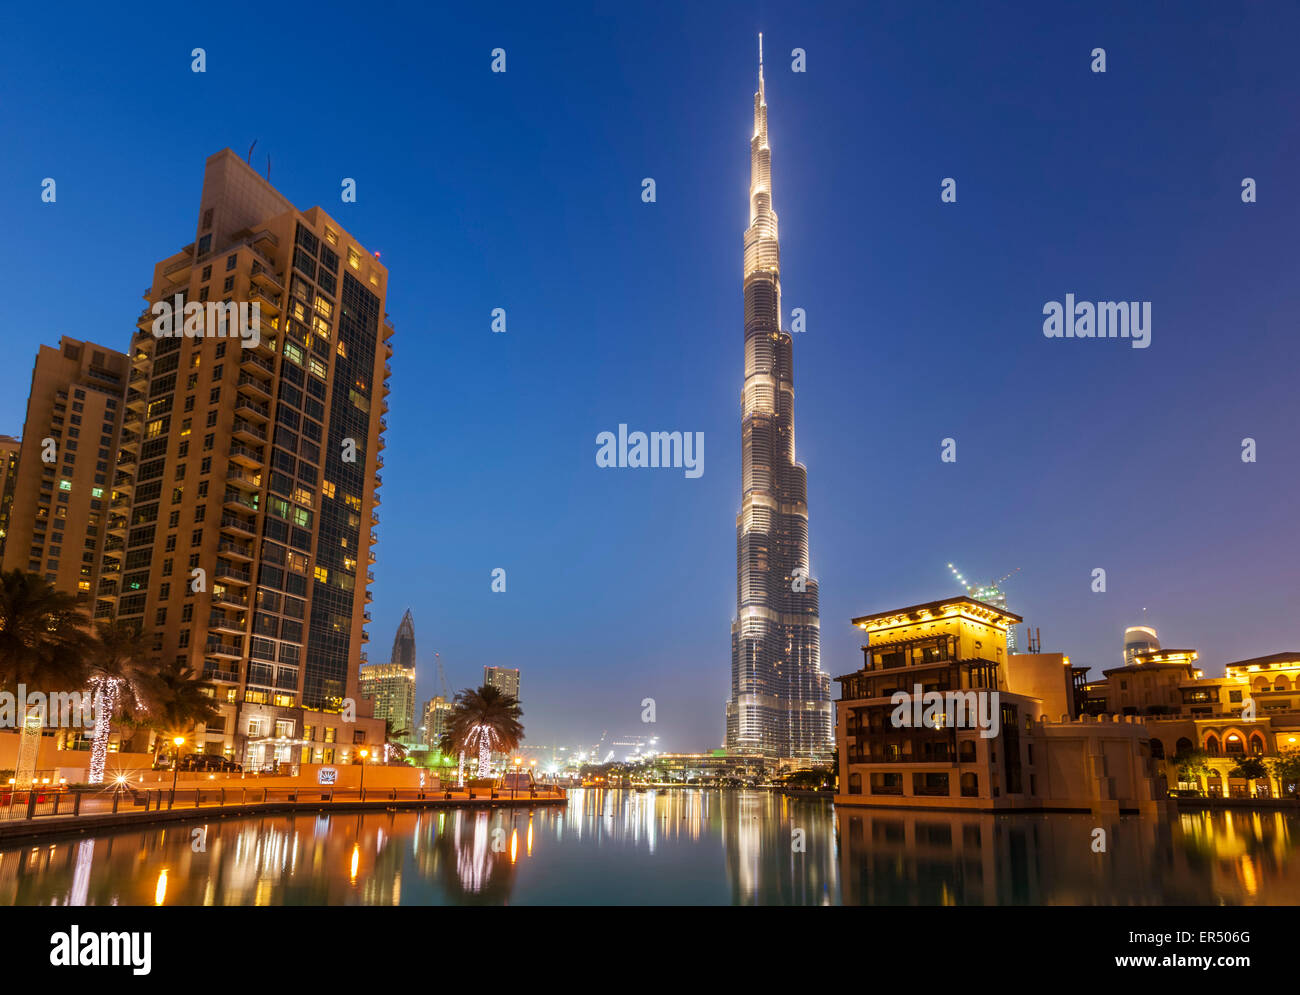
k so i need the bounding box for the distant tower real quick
[1124,625,1160,665]
[484,666,520,703]
[390,609,416,670]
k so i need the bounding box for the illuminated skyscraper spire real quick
[726,38,832,759]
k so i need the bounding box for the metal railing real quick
[0,783,568,825]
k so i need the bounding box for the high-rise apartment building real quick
[101,149,392,768]
[0,434,21,561]
[725,41,832,759]
[359,662,417,743]
[1,339,128,603]
[484,666,520,702]
[422,695,453,751]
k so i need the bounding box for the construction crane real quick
[433,651,451,700]
[947,564,1022,650]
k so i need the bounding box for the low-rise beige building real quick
[835,597,1168,816]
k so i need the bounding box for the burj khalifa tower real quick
[725,37,832,760]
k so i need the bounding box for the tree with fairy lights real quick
[440,684,523,782]
[85,621,151,784]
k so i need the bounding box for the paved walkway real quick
[0,786,568,842]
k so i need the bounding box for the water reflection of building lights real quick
[155,868,168,906]
[527,818,534,857]
[510,828,519,864]
[350,843,360,883]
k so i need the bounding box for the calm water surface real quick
[2,788,1297,905]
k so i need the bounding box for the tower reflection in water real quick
[0,791,1298,905]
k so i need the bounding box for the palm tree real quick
[0,569,91,692]
[133,658,219,766]
[441,685,523,780]
[84,621,150,784]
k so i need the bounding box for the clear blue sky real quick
[1,1,1297,751]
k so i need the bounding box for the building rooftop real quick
[851,595,1022,631]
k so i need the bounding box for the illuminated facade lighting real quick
[726,37,832,760]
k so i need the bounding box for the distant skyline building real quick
[484,665,520,702]
[725,38,832,760]
[1124,625,1161,666]
[422,695,453,751]
[360,662,418,743]
[390,607,416,670]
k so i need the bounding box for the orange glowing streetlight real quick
[358,748,369,795]
[169,736,185,807]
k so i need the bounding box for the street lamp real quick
[169,736,185,808]
[358,748,368,797]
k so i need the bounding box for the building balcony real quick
[202,665,240,684]
[248,285,282,315]
[250,263,285,293]
[240,351,274,376]
[234,394,269,422]
[205,641,243,660]
[236,373,272,401]
[228,443,264,469]
[223,489,260,514]
[125,388,147,412]
[217,540,253,562]
[226,468,262,493]
[215,563,251,586]
[232,419,267,444]
[162,250,194,281]
[208,612,247,634]
[219,515,256,538]
[212,588,249,609]
[248,228,279,251]
[106,515,128,535]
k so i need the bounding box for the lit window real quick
[314,566,328,583]
[58,480,71,491]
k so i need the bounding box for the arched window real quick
[960,772,979,797]
[1150,738,1165,759]
[1250,735,1266,756]
[848,773,862,795]
[1225,734,1245,756]
[1275,676,1291,692]
[1176,737,1193,756]
[959,740,976,763]
[1255,677,1271,692]
[1205,735,1221,756]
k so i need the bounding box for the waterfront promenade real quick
[0,783,567,842]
